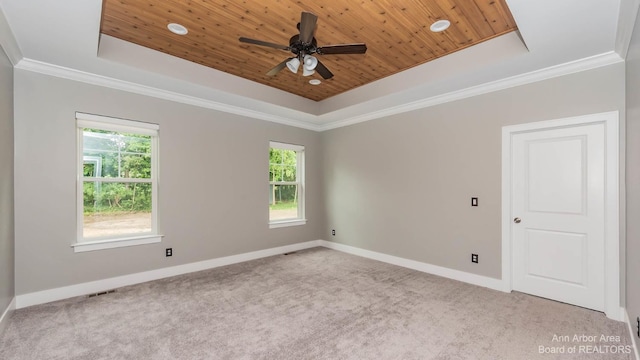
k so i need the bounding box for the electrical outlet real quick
[332,229,336,236]
[471,254,478,263]
[471,197,478,206]
[166,248,172,257]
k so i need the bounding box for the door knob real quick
[513,217,521,224]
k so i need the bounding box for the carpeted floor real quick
[0,247,635,359]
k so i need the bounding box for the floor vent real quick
[87,289,117,298]
[283,252,297,255]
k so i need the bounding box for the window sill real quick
[72,234,163,253]
[269,219,307,229]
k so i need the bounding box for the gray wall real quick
[626,7,640,331]
[13,70,324,295]
[10,55,629,300]
[0,45,14,311]
[322,64,625,280]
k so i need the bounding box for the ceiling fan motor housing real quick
[289,35,318,58]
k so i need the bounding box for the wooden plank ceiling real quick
[100,0,517,102]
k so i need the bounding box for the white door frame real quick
[501,111,621,321]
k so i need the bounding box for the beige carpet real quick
[0,247,635,359]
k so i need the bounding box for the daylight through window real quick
[75,113,160,252]
[269,141,305,227]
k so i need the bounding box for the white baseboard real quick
[625,309,640,360]
[12,239,632,337]
[15,239,519,309]
[320,242,626,321]
[318,240,505,292]
[611,306,627,323]
[15,240,322,309]
[0,297,16,336]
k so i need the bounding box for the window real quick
[269,141,305,228]
[74,112,161,252]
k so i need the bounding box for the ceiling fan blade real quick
[317,43,368,55]
[299,12,318,44]
[266,58,293,76]
[315,60,334,79]
[239,37,290,51]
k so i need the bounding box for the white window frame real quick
[74,112,162,252]
[269,141,306,228]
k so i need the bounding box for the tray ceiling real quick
[100,0,517,101]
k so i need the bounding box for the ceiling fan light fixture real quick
[167,23,188,35]
[239,11,365,81]
[430,19,450,33]
[303,55,318,70]
[286,57,301,73]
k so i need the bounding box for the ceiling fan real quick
[239,12,367,80]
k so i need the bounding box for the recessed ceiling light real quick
[309,79,321,85]
[430,19,450,33]
[167,23,188,35]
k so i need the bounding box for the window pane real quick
[269,184,298,221]
[83,129,151,179]
[269,164,282,182]
[269,148,284,181]
[83,181,152,238]
[83,160,97,177]
[282,165,297,181]
[269,148,297,182]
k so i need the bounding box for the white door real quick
[511,122,605,311]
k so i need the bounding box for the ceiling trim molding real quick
[0,4,23,65]
[14,52,622,133]
[14,58,323,131]
[318,51,624,131]
[615,0,640,59]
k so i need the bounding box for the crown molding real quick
[317,51,624,131]
[615,0,640,59]
[0,3,23,65]
[14,51,622,133]
[14,58,323,131]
